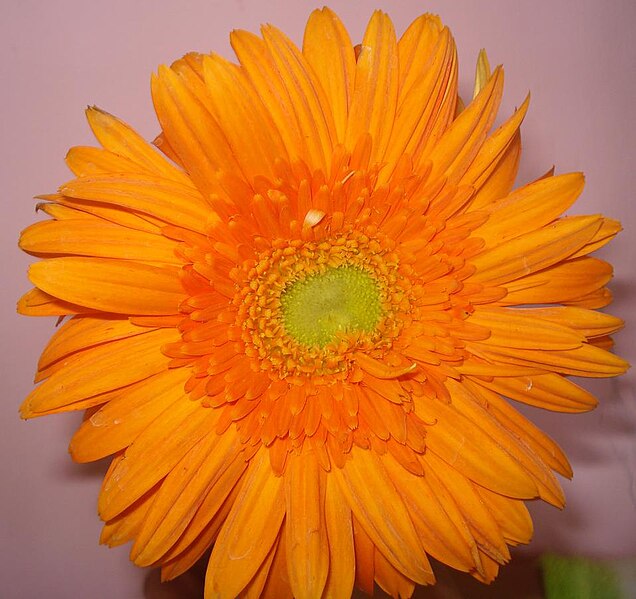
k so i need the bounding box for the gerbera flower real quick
[18,7,627,598]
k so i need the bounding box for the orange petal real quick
[514,306,624,339]
[500,257,613,306]
[69,368,190,463]
[38,315,145,369]
[131,428,242,565]
[284,451,329,599]
[468,341,628,378]
[472,172,584,249]
[17,287,93,317]
[205,449,285,599]
[468,306,584,350]
[471,372,598,414]
[427,66,503,183]
[382,454,478,572]
[20,219,179,263]
[374,549,417,598]
[28,257,186,315]
[463,378,571,478]
[98,400,217,520]
[85,106,192,185]
[160,479,242,581]
[469,129,520,210]
[60,173,212,233]
[422,451,510,564]
[345,11,399,166]
[470,215,603,286]
[303,7,356,143]
[230,29,309,167]
[334,446,434,584]
[415,383,538,499]
[21,328,179,418]
[66,146,140,177]
[460,94,529,193]
[385,23,456,178]
[476,486,533,546]
[100,487,156,548]
[262,24,337,172]
[51,194,162,233]
[151,65,240,198]
[201,53,289,181]
[160,453,248,563]
[322,475,355,599]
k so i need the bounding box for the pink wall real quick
[2,1,634,597]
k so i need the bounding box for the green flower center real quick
[281,266,383,347]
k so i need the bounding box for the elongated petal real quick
[345,11,399,165]
[51,194,162,233]
[472,172,584,248]
[262,24,336,172]
[516,306,624,338]
[476,486,533,546]
[472,372,598,413]
[322,475,355,598]
[468,306,584,350]
[472,49,491,98]
[60,174,212,233]
[98,401,217,520]
[303,8,355,143]
[382,454,478,572]
[284,451,329,599]
[243,537,280,599]
[444,379,565,507]
[151,65,240,197]
[38,315,143,369]
[500,257,613,305]
[469,341,628,378]
[201,54,288,181]
[463,378,572,477]
[427,67,503,183]
[29,257,186,315]
[17,287,93,316]
[570,217,622,258]
[469,129,520,209]
[160,481,242,581]
[20,219,179,263]
[159,455,248,563]
[206,449,285,599]
[461,94,528,192]
[470,216,602,285]
[384,23,457,175]
[100,487,156,548]
[334,446,434,584]
[374,550,416,598]
[69,368,189,462]
[422,451,510,564]
[21,328,178,417]
[85,107,192,185]
[231,30,310,166]
[66,146,141,177]
[132,428,242,565]
[415,385,538,498]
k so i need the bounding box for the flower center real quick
[230,227,412,379]
[281,266,383,347]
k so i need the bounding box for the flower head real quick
[19,8,627,598]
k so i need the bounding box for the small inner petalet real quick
[281,265,383,347]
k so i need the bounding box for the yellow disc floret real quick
[281,266,383,347]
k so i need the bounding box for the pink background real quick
[2,0,634,597]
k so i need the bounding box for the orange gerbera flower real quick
[19,8,627,599]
